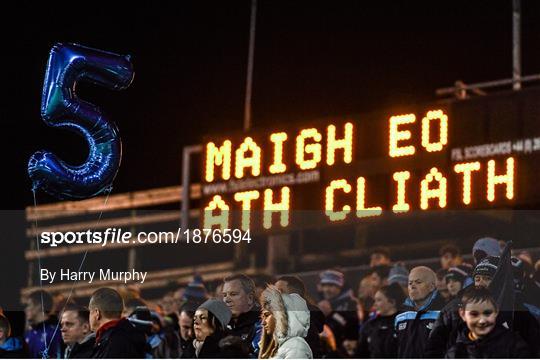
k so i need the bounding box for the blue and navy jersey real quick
[394,290,446,358]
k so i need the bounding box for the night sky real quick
[1,1,539,305]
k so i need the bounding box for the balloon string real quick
[45,188,112,354]
[32,189,49,359]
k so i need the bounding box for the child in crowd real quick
[445,287,530,358]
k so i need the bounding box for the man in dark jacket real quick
[88,287,147,358]
[395,266,446,358]
[60,304,94,358]
[178,305,196,358]
[317,269,359,356]
[221,274,262,358]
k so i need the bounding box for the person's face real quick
[222,280,253,318]
[161,294,176,315]
[440,253,455,270]
[88,306,100,332]
[373,291,396,316]
[370,253,389,267]
[24,300,41,324]
[459,300,498,339]
[474,275,492,288]
[408,270,435,303]
[193,309,214,341]
[321,283,341,300]
[370,273,384,289]
[446,278,463,297]
[358,277,376,299]
[436,276,449,300]
[179,311,194,341]
[274,280,290,294]
[261,309,276,335]
[61,310,89,346]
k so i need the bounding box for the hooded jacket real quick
[271,293,313,359]
[444,323,530,358]
[395,290,446,358]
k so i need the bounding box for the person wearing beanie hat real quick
[472,237,501,265]
[319,269,345,288]
[473,256,500,288]
[445,264,473,298]
[183,275,209,305]
[388,263,409,293]
[317,269,359,355]
[127,306,153,335]
[192,299,234,358]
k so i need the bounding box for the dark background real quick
[1,0,540,307]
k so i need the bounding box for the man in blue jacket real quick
[395,266,446,358]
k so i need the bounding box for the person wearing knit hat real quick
[319,269,345,288]
[473,256,500,288]
[192,299,233,358]
[183,275,209,306]
[317,269,359,354]
[445,264,473,298]
[472,237,501,265]
[388,263,409,292]
[127,306,153,335]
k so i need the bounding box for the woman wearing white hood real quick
[259,285,313,359]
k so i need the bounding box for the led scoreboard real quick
[201,88,540,232]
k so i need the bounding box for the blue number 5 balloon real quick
[28,43,134,199]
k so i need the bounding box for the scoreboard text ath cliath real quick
[201,88,540,233]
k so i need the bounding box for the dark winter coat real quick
[306,303,325,359]
[325,289,359,344]
[357,313,398,358]
[225,305,262,358]
[67,333,95,358]
[179,336,196,359]
[444,323,531,358]
[499,301,540,357]
[425,296,463,357]
[192,333,222,359]
[395,290,446,358]
[191,332,246,359]
[91,318,147,358]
